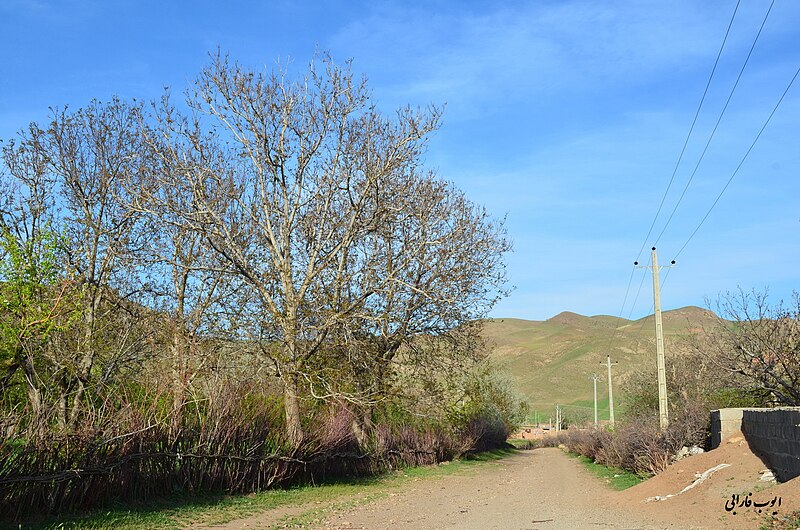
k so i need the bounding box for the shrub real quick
[539,406,711,477]
[0,381,511,520]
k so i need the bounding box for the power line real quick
[617,265,636,319]
[622,0,741,320]
[661,266,674,290]
[654,52,793,308]
[558,403,596,411]
[672,64,800,261]
[633,0,741,265]
[631,253,657,335]
[626,255,651,320]
[654,0,775,246]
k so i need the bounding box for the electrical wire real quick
[633,0,741,265]
[627,255,651,320]
[622,0,741,321]
[654,0,775,246]
[617,266,636,319]
[661,266,674,290]
[626,0,775,327]
[672,64,800,261]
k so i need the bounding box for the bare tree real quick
[153,52,510,445]
[50,99,156,429]
[316,174,511,435]
[703,289,800,405]
[0,129,78,433]
[133,97,244,434]
[1,99,156,431]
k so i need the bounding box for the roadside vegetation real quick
[12,449,516,529]
[542,295,799,478]
[764,509,800,530]
[0,51,526,523]
[571,454,643,490]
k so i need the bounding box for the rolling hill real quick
[484,306,720,422]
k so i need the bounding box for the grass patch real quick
[276,450,517,528]
[571,454,644,491]
[12,486,348,530]
[762,509,800,530]
[461,448,517,461]
[506,438,537,450]
[568,397,610,420]
[14,450,518,530]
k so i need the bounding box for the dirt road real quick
[313,448,670,530]
[205,441,798,529]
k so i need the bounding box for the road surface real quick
[313,448,672,530]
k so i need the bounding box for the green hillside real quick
[484,306,719,422]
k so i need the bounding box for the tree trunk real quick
[170,323,187,438]
[284,373,304,446]
[22,358,45,438]
[56,381,69,432]
[351,409,374,446]
[68,293,99,430]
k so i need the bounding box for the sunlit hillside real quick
[484,306,720,422]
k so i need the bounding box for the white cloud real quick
[331,1,728,111]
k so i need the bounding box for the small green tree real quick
[2,99,157,433]
[0,226,78,432]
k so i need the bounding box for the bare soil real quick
[615,433,800,529]
[197,435,799,530]
[313,448,662,530]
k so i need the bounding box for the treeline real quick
[0,52,526,518]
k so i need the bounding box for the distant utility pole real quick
[590,374,599,427]
[602,356,618,428]
[555,404,561,432]
[635,247,675,431]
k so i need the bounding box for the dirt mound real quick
[614,433,799,529]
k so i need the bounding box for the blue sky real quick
[2,0,798,321]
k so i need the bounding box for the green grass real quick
[571,454,644,491]
[13,449,517,530]
[275,449,517,529]
[10,478,392,530]
[484,307,720,409]
[567,397,611,420]
[507,438,537,449]
[13,486,356,530]
[550,344,593,368]
[760,509,800,530]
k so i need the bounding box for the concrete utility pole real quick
[635,247,675,431]
[590,374,599,427]
[602,356,618,428]
[555,404,561,431]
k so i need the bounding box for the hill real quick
[484,306,720,422]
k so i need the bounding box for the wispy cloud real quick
[332,1,724,110]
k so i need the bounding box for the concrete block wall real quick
[710,408,746,449]
[741,408,800,483]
